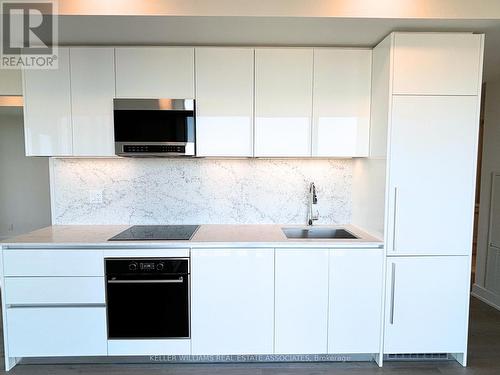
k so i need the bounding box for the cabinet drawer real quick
[3,249,103,276]
[7,307,107,357]
[5,277,105,305]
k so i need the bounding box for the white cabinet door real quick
[191,248,274,355]
[328,249,383,354]
[8,307,107,357]
[275,249,328,354]
[254,48,313,157]
[23,48,72,156]
[384,256,469,354]
[70,48,115,156]
[195,48,254,157]
[312,49,372,157]
[388,96,479,255]
[115,47,194,98]
[392,33,483,95]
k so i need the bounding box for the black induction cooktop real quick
[108,225,200,241]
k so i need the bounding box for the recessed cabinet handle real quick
[392,187,398,252]
[390,263,396,325]
[7,303,105,309]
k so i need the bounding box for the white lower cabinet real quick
[108,340,190,356]
[7,307,107,357]
[274,249,329,354]
[384,256,470,354]
[328,249,383,354]
[191,248,274,355]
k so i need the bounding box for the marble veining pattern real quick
[51,158,352,225]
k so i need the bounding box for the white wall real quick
[0,108,51,240]
[0,70,22,95]
[50,158,352,225]
[473,78,500,308]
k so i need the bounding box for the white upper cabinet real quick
[275,249,328,354]
[70,48,115,156]
[388,96,479,255]
[23,48,72,156]
[312,49,372,157]
[329,249,383,354]
[392,33,483,95]
[195,48,254,157]
[115,47,195,98]
[254,48,313,157]
[384,256,470,354]
[191,248,274,355]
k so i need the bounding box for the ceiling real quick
[58,16,500,81]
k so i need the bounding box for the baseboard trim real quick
[471,284,500,311]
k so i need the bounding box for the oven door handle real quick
[107,276,184,284]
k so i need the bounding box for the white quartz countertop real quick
[0,224,382,249]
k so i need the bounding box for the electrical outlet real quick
[88,190,104,204]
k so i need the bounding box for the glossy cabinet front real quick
[328,249,383,354]
[387,96,479,255]
[70,48,115,156]
[392,33,483,95]
[195,48,254,157]
[254,48,313,157]
[23,48,73,156]
[3,248,107,358]
[384,256,469,354]
[115,47,195,98]
[274,248,329,354]
[191,248,274,355]
[22,46,373,158]
[312,49,372,157]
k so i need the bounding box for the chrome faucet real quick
[307,182,319,226]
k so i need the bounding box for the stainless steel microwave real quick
[113,99,196,157]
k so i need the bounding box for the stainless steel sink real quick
[282,227,358,239]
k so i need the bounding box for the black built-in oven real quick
[105,258,190,339]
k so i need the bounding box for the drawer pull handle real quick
[390,263,396,325]
[7,303,105,309]
[393,187,398,251]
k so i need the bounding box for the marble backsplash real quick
[51,158,352,225]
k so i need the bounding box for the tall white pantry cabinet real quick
[365,32,484,366]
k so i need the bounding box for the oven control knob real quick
[128,262,138,271]
[156,263,165,271]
